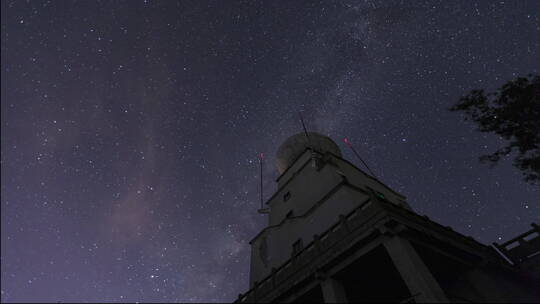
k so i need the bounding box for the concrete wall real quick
[249,150,411,286]
[269,153,344,226]
[250,185,369,285]
[330,155,410,210]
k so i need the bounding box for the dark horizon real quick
[1,0,539,302]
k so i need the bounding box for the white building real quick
[237,132,539,303]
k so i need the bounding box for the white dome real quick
[276,132,342,174]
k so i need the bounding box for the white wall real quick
[249,150,410,285]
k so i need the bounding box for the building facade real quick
[236,132,539,303]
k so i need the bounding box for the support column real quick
[321,277,348,303]
[384,236,448,303]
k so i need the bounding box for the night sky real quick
[1,0,539,302]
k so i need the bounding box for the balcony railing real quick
[493,223,540,265]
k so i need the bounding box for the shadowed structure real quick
[276,132,342,175]
[237,133,540,303]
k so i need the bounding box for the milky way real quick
[1,1,539,302]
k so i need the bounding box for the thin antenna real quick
[343,138,378,179]
[257,153,269,214]
[298,111,322,169]
[298,111,311,146]
[259,152,264,210]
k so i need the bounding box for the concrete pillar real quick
[321,277,348,303]
[384,236,448,303]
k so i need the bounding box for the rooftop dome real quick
[276,132,342,174]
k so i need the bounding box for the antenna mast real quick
[259,152,264,210]
[298,111,323,169]
[298,111,311,147]
[257,153,269,214]
[343,138,378,179]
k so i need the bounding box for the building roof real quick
[276,132,342,174]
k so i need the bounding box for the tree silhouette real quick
[450,74,540,184]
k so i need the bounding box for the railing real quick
[237,195,385,303]
[236,191,523,303]
[493,223,540,265]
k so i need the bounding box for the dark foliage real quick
[450,74,540,184]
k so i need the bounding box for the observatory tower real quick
[236,132,539,303]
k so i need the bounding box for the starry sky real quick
[1,0,539,302]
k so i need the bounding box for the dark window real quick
[286,210,294,218]
[292,239,303,256]
[283,191,291,202]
